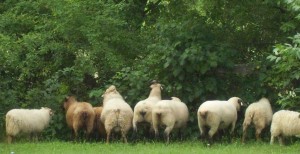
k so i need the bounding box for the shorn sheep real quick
[101,85,133,143]
[5,107,53,144]
[132,82,162,135]
[270,110,300,145]
[242,97,273,143]
[197,97,244,143]
[152,97,189,143]
[63,96,95,140]
[93,107,106,140]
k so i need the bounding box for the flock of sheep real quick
[4,81,300,146]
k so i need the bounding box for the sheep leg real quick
[208,126,218,144]
[198,113,207,140]
[73,128,79,142]
[199,126,207,140]
[278,135,284,146]
[71,129,76,141]
[31,133,39,142]
[164,125,174,144]
[152,115,159,139]
[230,121,236,134]
[255,128,262,141]
[242,123,249,143]
[86,119,94,140]
[121,130,128,143]
[7,135,13,144]
[149,125,155,139]
[132,120,138,132]
[106,129,111,144]
[178,129,183,141]
[270,135,275,145]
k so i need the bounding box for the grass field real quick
[1,140,300,154]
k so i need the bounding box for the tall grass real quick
[1,140,300,154]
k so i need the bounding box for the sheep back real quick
[271,110,300,137]
[133,97,161,125]
[243,98,273,129]
[65,102,95,132]
[152,98,189,129]
[101,98,133,132]
[198,100,237,129]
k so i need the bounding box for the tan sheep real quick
[270,110,300,145]
[93,107,106,140]
[101,85,133,143]
[152,97,189,143]
[5,107,53,144]
[63,96,95,140]
[197,97,243,142]
[132,82,162,134]
[242,97,273,143]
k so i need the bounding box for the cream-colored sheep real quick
[197,97,243,142]
[63,96,95,140]
[132,82,162,134]
[242,97,273,143]
[152,97,189,143]
[270,110,300,145]
[101,85,133,143]
[93,107,106,140]
[5,107,53,144]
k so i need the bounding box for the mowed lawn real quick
[1,140,300,154]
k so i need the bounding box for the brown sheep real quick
[93,107,106,140]
[63,96,95,140]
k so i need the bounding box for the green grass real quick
[0,140,300,154]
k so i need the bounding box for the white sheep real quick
[101,85,133,143]
[5,107,53,144]
[270,110,300,145]
[197,97,243,142]
[242,97,273,143]
[152,97,189,143]
[132,82,162,134]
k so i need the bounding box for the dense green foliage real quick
[0,0,299,142]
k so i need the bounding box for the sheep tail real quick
[81,111,89,121]
[249,112,255,121]
[114,109,121,127]
[156,113,162,122]
[200,111,208,120]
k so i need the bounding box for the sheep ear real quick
[238,99,244,106]
[64,96,69,101]
[160,84,164,90]
[298,114,300,118]
[151,80,157,84]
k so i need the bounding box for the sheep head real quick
[228,97,244,111]
[102,85,123,104]
[149,83,162,99]
[150,83,162,89]
[171,97,181,102]
[63,96,77,110]
[41,107,54,116]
